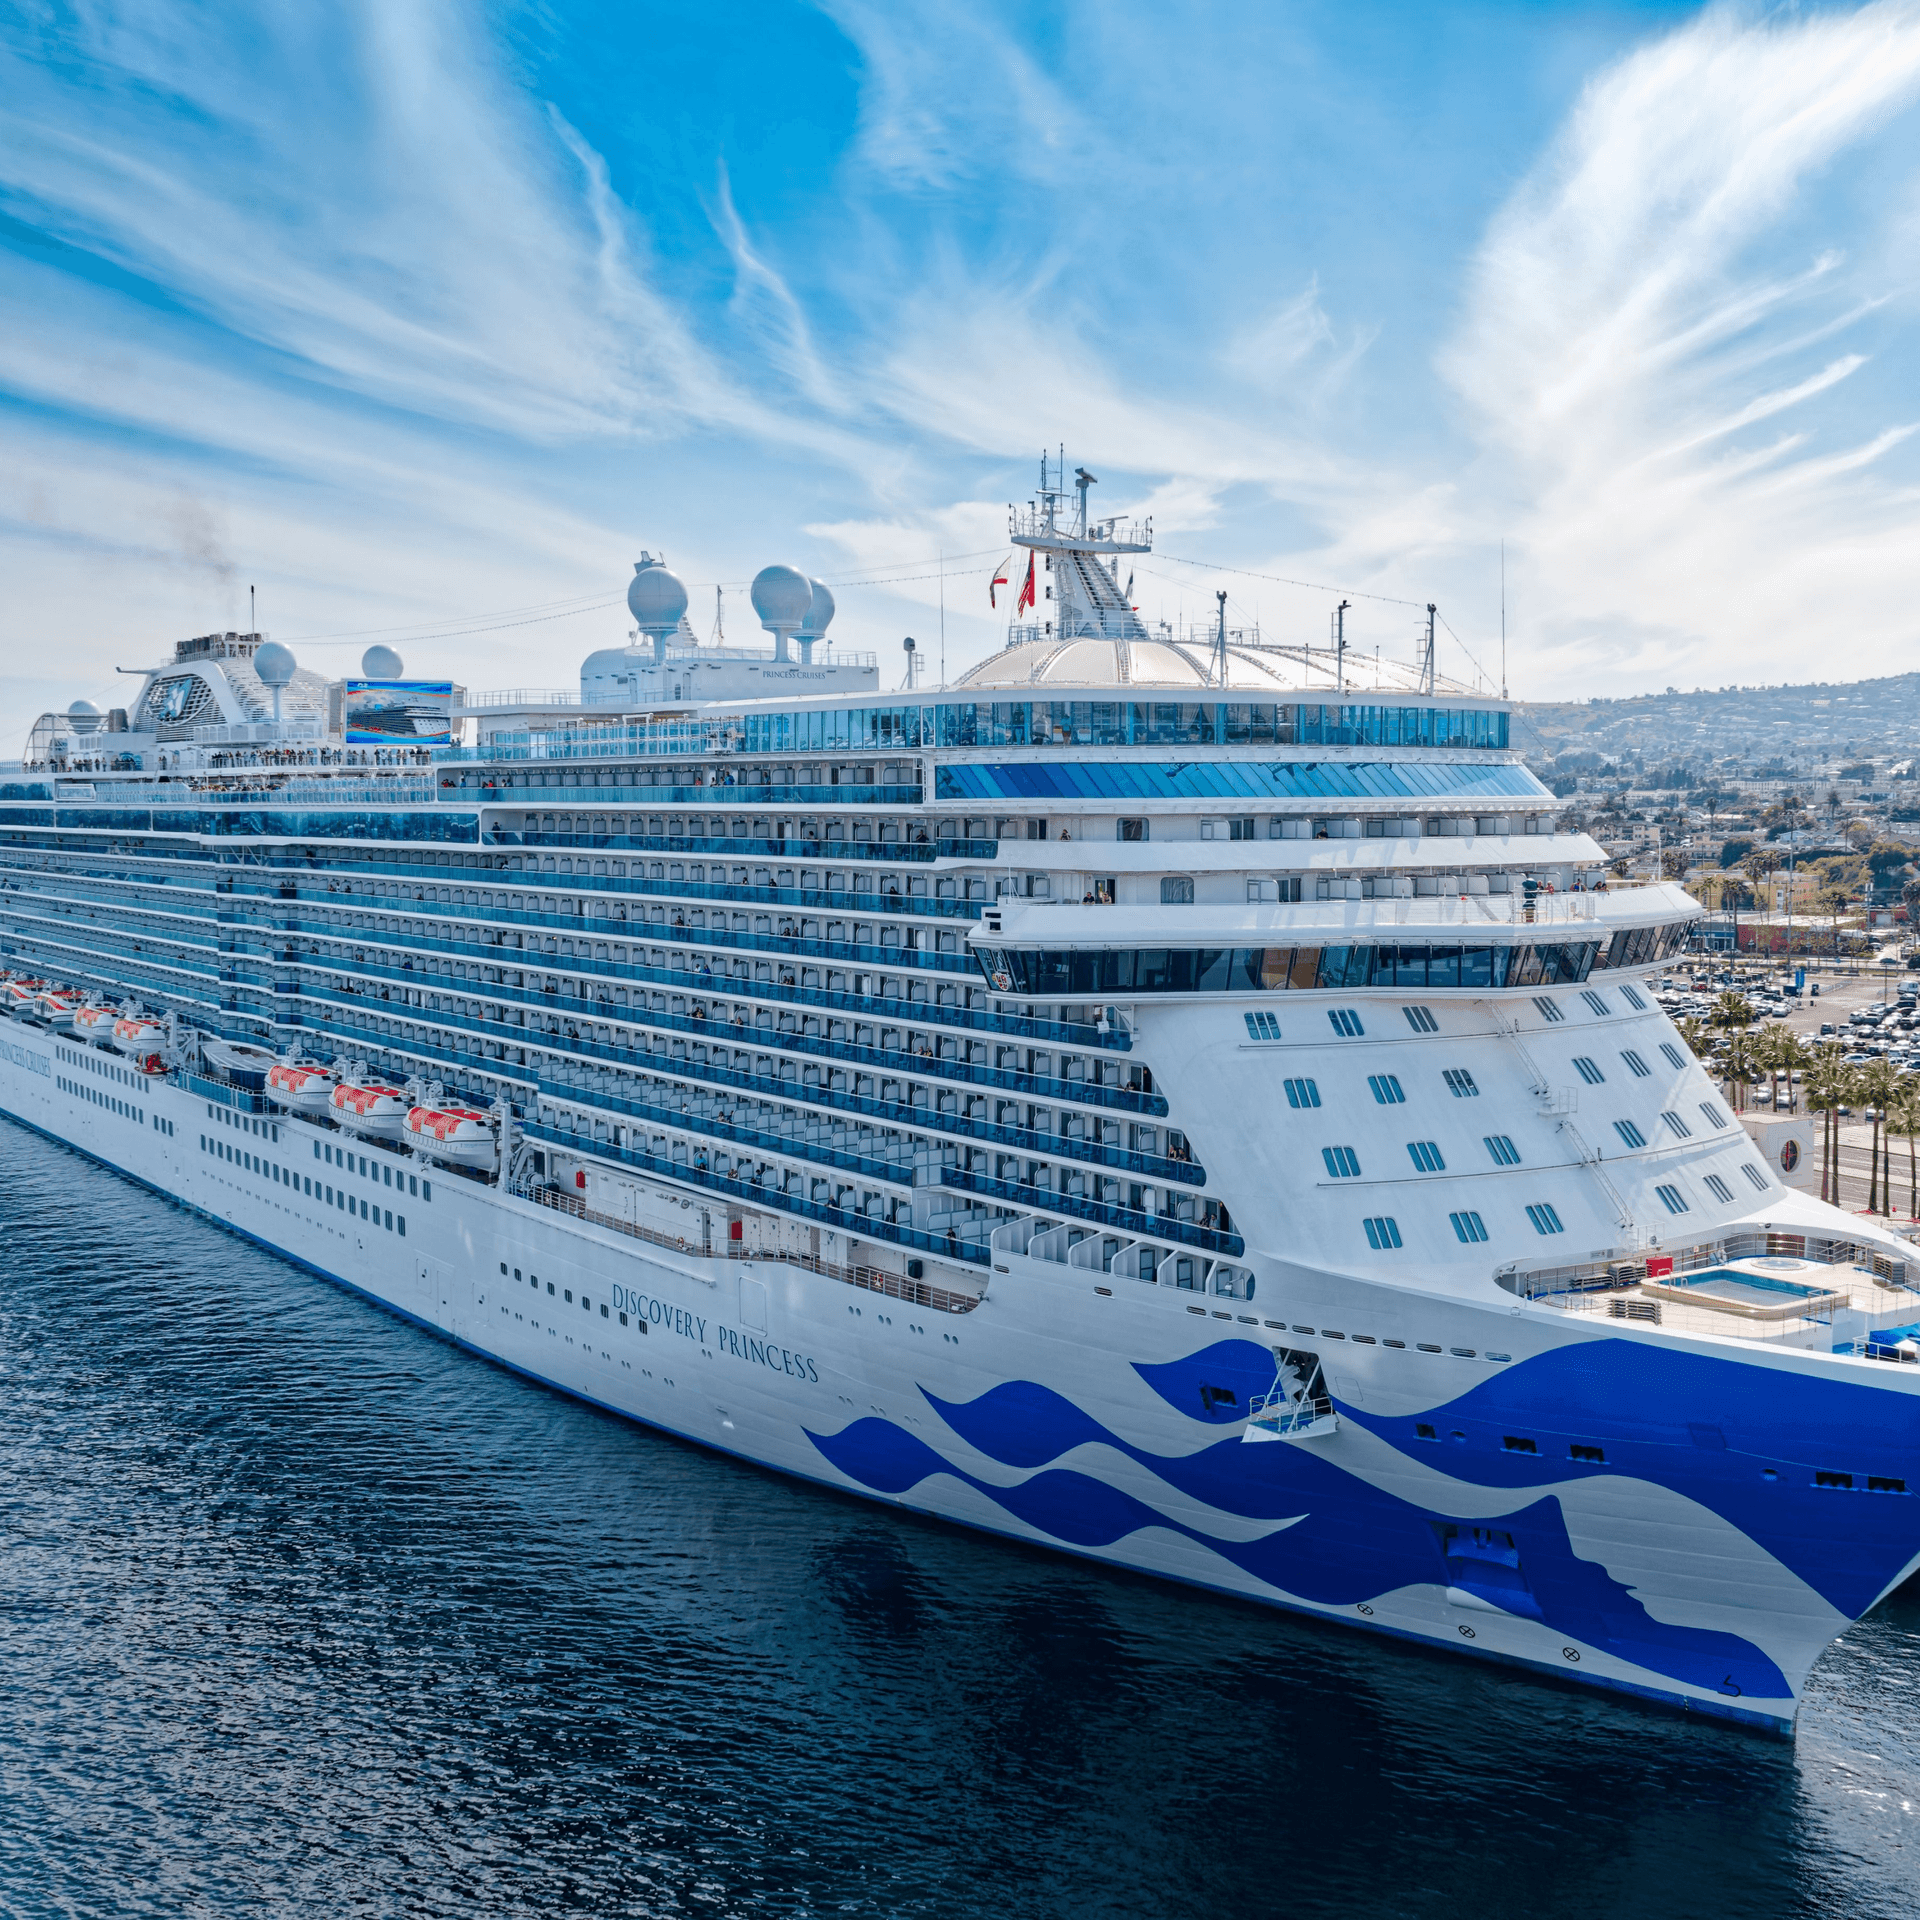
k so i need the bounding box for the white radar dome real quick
[67,699,103,733]
[750,564,812,631]
[360,644,404,679]
[254,642,298,688]
[800,578,836,641]
[627,555,689,634]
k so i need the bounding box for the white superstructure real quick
[5,465,1920,1737]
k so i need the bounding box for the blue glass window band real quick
[935,760,1544,805]
[973,924,1688,997]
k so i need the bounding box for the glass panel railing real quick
[271,961,1163,1115]
[231,909,1123,1049]
[938,1167,1244,1257]
[251,852,980,923]
[513,1122,990,1265]
[277,979,1185,1182]
[492,830,999,863]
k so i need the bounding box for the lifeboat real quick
[265,1060,338,1116]
[72,1003,119,1046]
[38,986,81,1029]
[330,1079,410,1139]
[403,1103,496,1168]
[110,1013,168,1069]
[5,977,48,1019]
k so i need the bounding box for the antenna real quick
[1333,599,1350,695]
[712,585,726,646]
[1213,590,1229,688]
[1500,540,1508,699]
[902,635,919,691]
[939,548,946,689]
[249,583,255,634]
[1423,603,1437,696]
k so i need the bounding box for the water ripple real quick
[1,1119,1916,1919]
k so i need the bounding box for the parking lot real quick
[1654,954,1920,1224]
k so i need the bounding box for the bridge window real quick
[1699,1103,1729,1130]
[1621,1050,1651,1077]
[1244,1011,1281,1041]
[1283,1077,1321,1108]
[1533,996,1564,1023]
[1580,990,1609,1016]
[1484,1134,1521,1166]
[1572,1056,1604,1085]
[1449,1210,1487,1243]
[1322,1146,1362,1178]
[1402,1005,1438,1033]
[1442,1068,1479,1097]
[1613,1120,1646,1148]
[1660,1043,1685,1069]
[1525,1202,1565,1235]
[1660,1110,1691,1138]
[1362,1216,1403,1250]
[1328,1009,1364,1037]
[1408,1140,1445,1172]
[1368,1074,1405,1105]
[1742,1162,1769,1191]
[1704,1173,1734,1202]
[1655,1183,1689,1215]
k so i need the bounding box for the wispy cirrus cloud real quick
[1440,0,1920,686]
[6,0,1920,736]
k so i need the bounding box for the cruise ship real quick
[5,457,1919,1736]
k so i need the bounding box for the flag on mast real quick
[1016,552,1036,615]
[989,554,1012,609]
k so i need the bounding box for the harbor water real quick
[3,1120,1917,1920]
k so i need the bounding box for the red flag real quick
[989,554,1011,609]
[1016,552,1036,615]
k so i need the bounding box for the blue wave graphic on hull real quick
[1333,1339,1920,1619]
[1132,1340,1277,1423]
[804,1410,1788,1700]
[935,1338,1920,1622]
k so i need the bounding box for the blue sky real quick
[4,0,1920,738]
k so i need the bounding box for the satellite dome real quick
[360,644,404,679]
[800,578,836,641]
[67,699,102,733]
[750,564,811,631]
[628,555,689,635]
[254,642,298,688]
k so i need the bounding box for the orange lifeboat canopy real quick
[404,1103,496,1166]
[330,1081,409,1137]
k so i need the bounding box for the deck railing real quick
[518,1181,983,1312]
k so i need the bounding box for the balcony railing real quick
[518,1183,982,1312]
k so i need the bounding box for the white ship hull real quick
[6,1032,1917,1739]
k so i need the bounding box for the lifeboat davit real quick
[330,1080,409,1139]
[38,986,81,1029]
[110,1013,168,1068]
[5,977,48,1018]
[72,1003,118,1045]
[403,1103,495,1167]
[266,1061,338,1116]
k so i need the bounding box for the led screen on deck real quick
[344,680,454,745]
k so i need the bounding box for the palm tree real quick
[1771,1028,1810,1112]
[1676,1014,1712,1060]
[1804,1045,1850,1206]
[1888,1083,1920,1222]
[1861,1060,1900,1213]
[1721,1028,1757,1112]
[1712,989,1755,1031]
[1749,1021,1787,1110]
